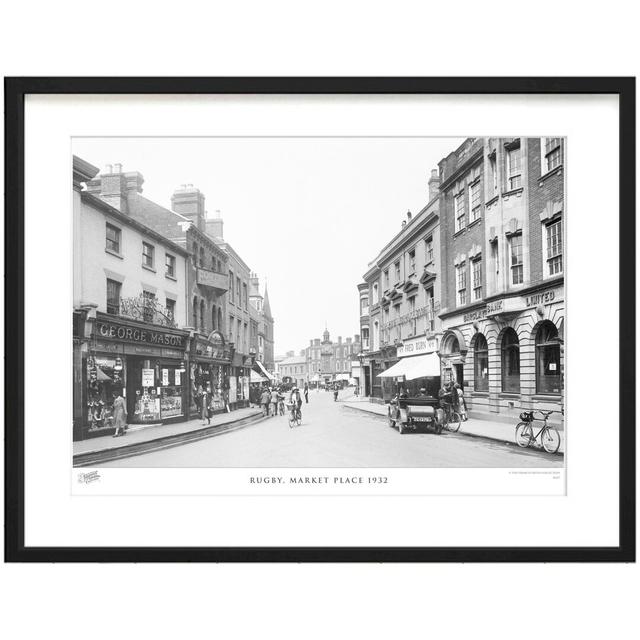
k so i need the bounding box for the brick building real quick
[304,329,361,387]
[358,169,442,401]
[437,137,565,421]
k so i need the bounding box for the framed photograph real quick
[4,77,635,562]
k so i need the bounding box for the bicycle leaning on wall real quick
[514,409,562,454]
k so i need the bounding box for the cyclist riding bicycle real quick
[289,386,303,421]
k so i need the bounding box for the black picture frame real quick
[4,77,635,563]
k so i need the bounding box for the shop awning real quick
[402,353,441,380]
[376,359,409,378]
[250,370,267,383]
[376,352,441,380]
[254,361,274,380]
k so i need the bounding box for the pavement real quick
[100,389,564,468]
[341,393,565,454]
[73,406,264,457]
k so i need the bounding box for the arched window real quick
[536,321,561,394]
[501,328,520,392]
[192,296,198,330]
[447,336,460,354]
[192,243,198,266]
[200,300,205,331]
[474,334,489,392]
[212,305,216,331]
[199,247,205,268]
[218,308,223,334]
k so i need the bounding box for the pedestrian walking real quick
[260,387,271,417]
[201,386,212,425]
[454,382,468,421]
[333,385,339,402]
[270,387,279,417]
[112,389,127,437]
[304,383,309,404]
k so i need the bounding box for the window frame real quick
[469,179,482,222]
[165,297,176,323]
[424,236,433,264]
[454,190,466,233]
[106,278,121,315]
[501,328,520,393]
[474,334,489,392]
[142,242,155,269]
[408,248,416,274]
[543,137,563,174]
[546,218,563,276]
[535,322,561,395]
[165,253,176,278]
[472,257,483,300]
[506,144,522,190]
[105,222,121,254]
[509,233,524,285]
[456,262,467,306]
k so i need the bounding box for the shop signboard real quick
[175,370,181,385]
[141,368,155,388]
[96,317,186,348]
[162,368,169,386]
[396,335,440,358]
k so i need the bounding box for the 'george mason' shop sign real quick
[95,315,187,349]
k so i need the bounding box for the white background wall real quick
[2,4,638,640]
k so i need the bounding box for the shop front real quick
[380,335,442,398]
[190,331,232,416]
[366,345,398,402]
[79,313,190,440]
[229,352,251,410]
[440,283,564,421]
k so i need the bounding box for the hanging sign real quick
[141,368,155,387]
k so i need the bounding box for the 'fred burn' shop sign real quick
[96,319,186,348]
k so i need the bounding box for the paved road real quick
[105,390,564,468]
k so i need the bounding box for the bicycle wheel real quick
[541,427,561,454]
[447,412,461,433]
[515,422,533,447]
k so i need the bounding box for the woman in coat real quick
[112,389,127,437]
[201,386,212,425]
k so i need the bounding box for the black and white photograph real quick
[72,135,566,474]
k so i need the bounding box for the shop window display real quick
[86,356,124,432]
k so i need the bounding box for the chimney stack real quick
[205,209,224,240]
[171,184,206,232]
[428,168,440,201]
[86,163,129,213]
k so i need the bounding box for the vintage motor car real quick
[387,395,445,435]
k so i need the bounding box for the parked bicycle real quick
[442,404,462,433]
[515,409,562,453]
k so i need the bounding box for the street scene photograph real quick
[72,136,565,469]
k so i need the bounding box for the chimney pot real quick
[407,210,412,221]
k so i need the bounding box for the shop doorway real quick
[454,363,464,387]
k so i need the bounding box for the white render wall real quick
[76,198,187,327]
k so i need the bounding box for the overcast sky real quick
[73,137,465,355]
